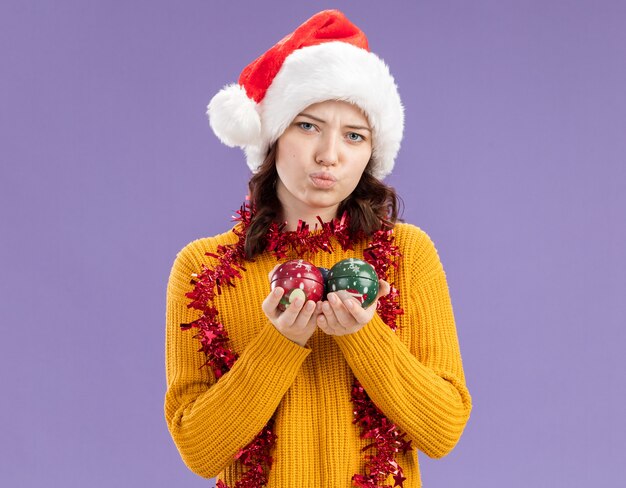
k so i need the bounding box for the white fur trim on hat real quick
[259,42,403,179]
[207,42,404,179]
[207,83,261,148]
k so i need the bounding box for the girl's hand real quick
[317,279,391,336]
[262,264,321,347]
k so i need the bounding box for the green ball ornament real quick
[327,258,379,308]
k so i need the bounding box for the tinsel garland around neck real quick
[181,202,412,487]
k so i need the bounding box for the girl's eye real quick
[298,122,315,131]
[347,132,364,142]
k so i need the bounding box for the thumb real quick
[378,279,391,299]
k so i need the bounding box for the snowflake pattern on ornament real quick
[346,258,362,275]
[294,260,314,272]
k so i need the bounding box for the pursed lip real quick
[309,171,337,182]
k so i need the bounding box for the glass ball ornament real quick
[326,258,379,308]
[270,259,325,311]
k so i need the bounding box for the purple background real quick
[1,1,624,486]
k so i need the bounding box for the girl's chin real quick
[303,195,343,209]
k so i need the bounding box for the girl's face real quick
[275,100,373,220]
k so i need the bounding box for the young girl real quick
[165,10,472,488]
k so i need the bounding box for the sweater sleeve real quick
[333,227,472,459]
[164,239,311,478]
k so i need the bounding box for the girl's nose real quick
[315,132,339,166]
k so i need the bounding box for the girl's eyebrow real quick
[296,112,372,133]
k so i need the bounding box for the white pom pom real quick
[207,84,261,148]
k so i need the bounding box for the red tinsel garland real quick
[180,202,411,487]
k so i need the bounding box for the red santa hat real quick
[207,9,404,180]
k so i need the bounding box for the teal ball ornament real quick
[327,258,379,308]
[317,267,330,300]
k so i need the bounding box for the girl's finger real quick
[378,279,391,298]
[321,299,348,332]
[291,300,316,328]
[327,292,354,328]
[340,293,370,323]
[262,287,285,318]
[277,294,306,326]
[316,313,335,335]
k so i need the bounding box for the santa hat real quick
[207,9,404,180]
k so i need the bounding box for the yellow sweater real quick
[164,222,472,487]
